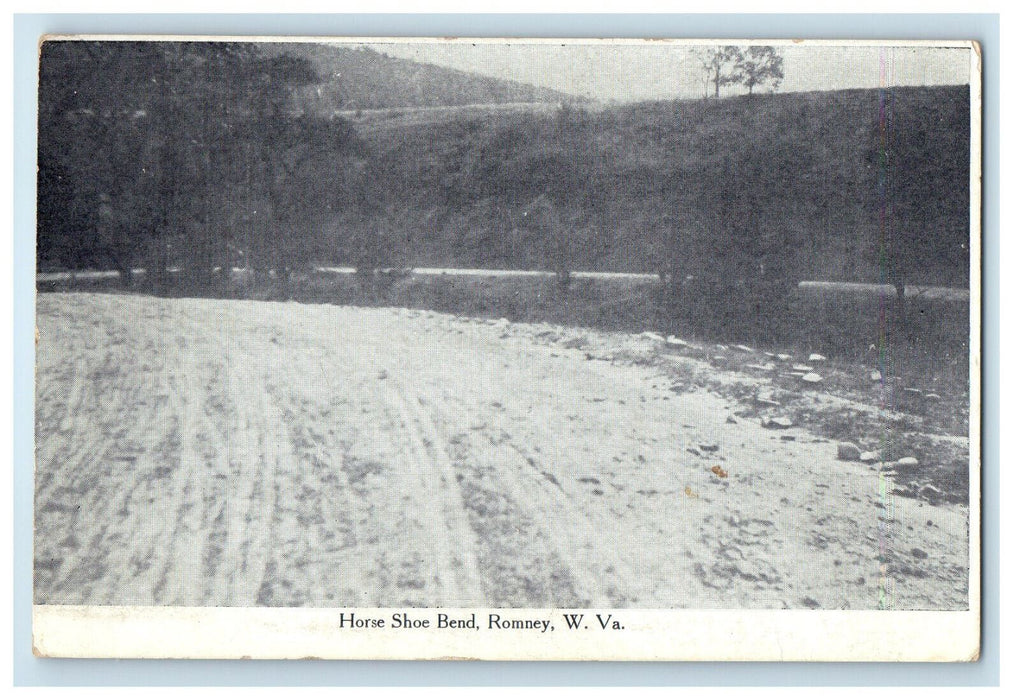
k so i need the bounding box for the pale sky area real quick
[363,41,972,102]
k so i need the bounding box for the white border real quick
[44,35,977,48]
[33,606,980,661]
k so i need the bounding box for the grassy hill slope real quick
[353,85,969,288]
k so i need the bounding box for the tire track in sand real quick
[416,387,602,607]
[374,379,485,606]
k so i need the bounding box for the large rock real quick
[801,373,823,384]
[762,416,794,429]
[808,353,827,362]
[870,370,883,382]
[859,451,880,463]
[837,443,862,461]
[897,457,920,469]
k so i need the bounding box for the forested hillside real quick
[37,41,970,296]
[356,85,970,289]
[37,41,369,282]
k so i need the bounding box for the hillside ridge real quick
[351,83,969,288]
[261,43,578,112]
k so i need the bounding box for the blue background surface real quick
[13,12,1000,686]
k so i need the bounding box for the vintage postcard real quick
[32,37,981,661]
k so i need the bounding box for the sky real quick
[358,40,972,102]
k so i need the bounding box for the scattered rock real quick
[726,415,738,424]
[897,457,920,468]
[870,370,883,382]
[910,547,929,560]
[716,344,729,351]
[687,447,701,457]
[684,485,698,499]
[764,352,776,358]
[641,331,665,343]
[836,442,862,461]
[745,363,775,372]
[808,353,827,362]
[665,335,687,348]
[780,435,796,442]
[762,416,794,429]
[919,484,942,502]
[710,465,728,479]
[377,369,388,380]
[756,388,787,404]
[791,364,814,372]
[776,354,792,361]
[699,443,720,453]
[801,373,823,384]
[859,451,880,463]
[712,355,727,362]
[783,372,805,378]
[734,344,754,353]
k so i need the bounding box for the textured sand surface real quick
[34,293,969,609]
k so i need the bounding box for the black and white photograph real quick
[32,37,980,660]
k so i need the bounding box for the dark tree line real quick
[38,41,368,290]
[424,103,610,291]
[38,43,968,318]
